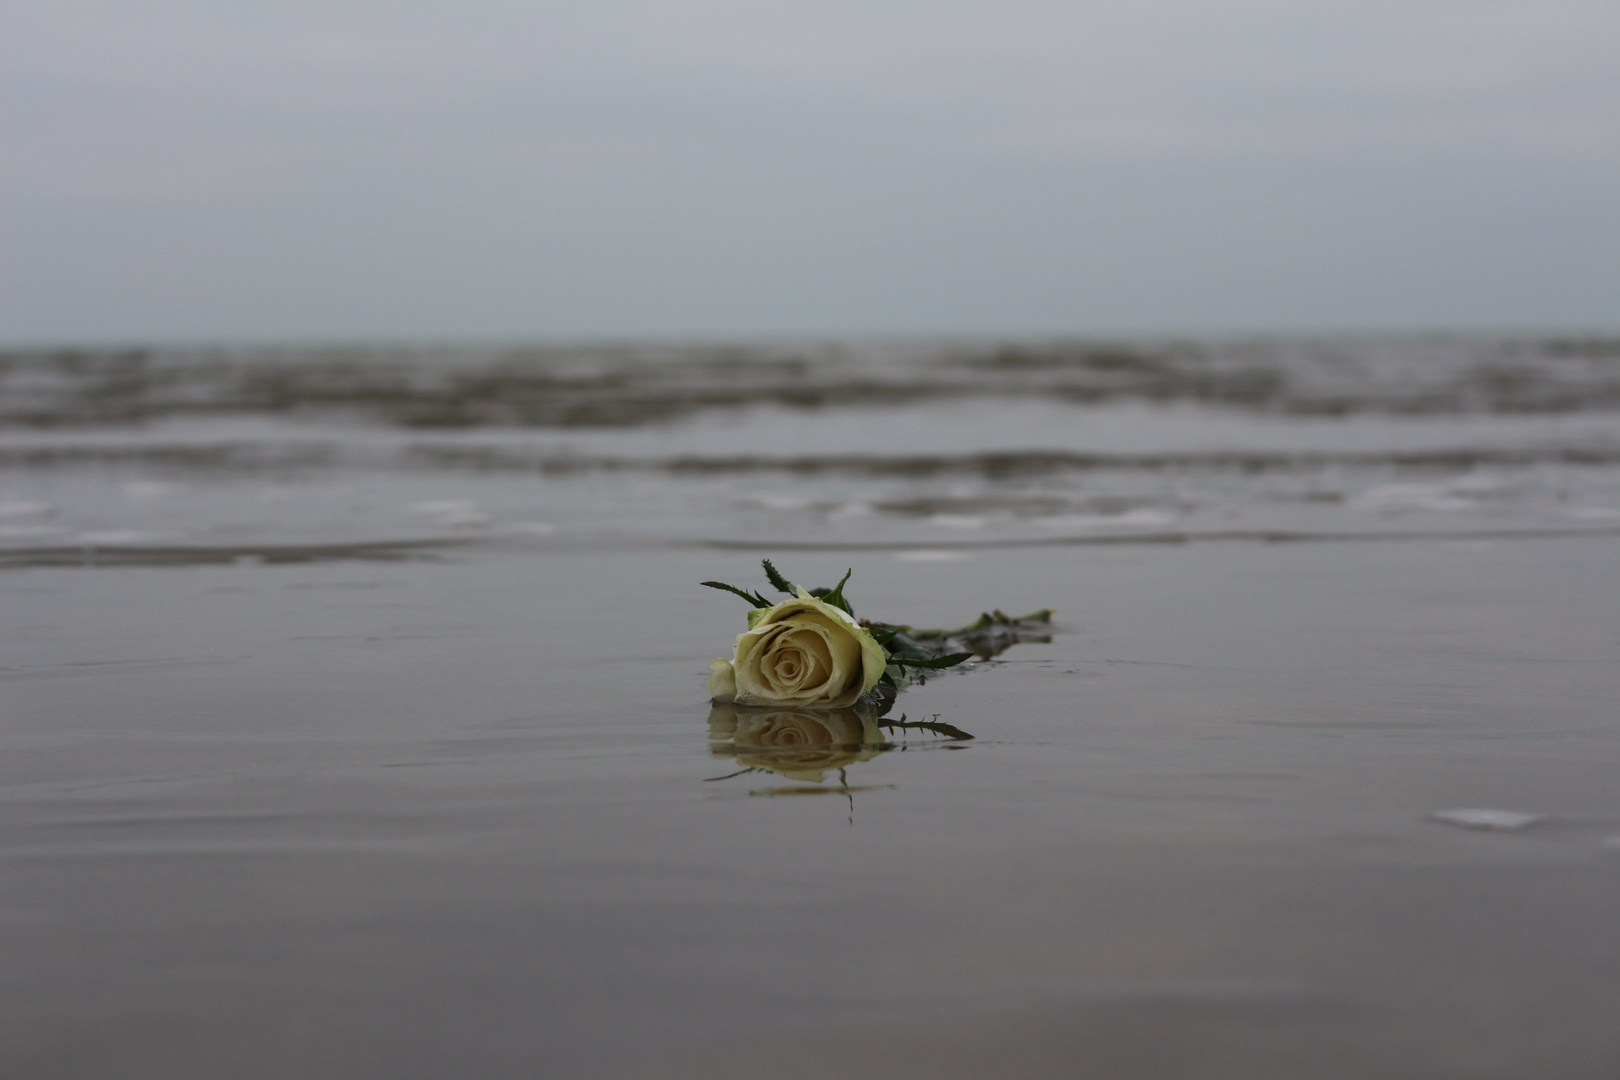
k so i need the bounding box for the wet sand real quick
[4,536,1618,1078]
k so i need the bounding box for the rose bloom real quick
[708,705,885,783]
[706,590,887,709]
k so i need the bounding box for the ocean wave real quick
[6,524,1620,570]
[4,335,1619,428]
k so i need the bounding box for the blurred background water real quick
[4,334,1620,563]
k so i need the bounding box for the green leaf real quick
[701,580,772,608]
[812,568,855,616]
[761,559,797,595]
[906,608,1055,640]
[894,651,974,670]
[881,630,940,663]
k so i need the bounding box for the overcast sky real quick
[3,0,1616,342]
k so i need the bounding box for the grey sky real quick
[3,0,1616,342]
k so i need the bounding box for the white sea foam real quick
[0,524,63,540]
[122,481,177,500]
[75,530,166,545]
[0,499,53,519]
[1033,509,1176,531]
[926,514,988,530]
[829,501,875,520]
[1352,484,1475,513]
[891,550,970,563]
[1430,809,1545,831]
[741,494,812,512]
[407,500,491,528]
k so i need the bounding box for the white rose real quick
[706,658,737,702]
[714,589,887,709]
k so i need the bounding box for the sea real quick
[3,335,1619,1078]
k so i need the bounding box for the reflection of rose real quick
[708,705,886,783]
[706,591,887,709]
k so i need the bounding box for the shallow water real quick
[3,337,1619,1077]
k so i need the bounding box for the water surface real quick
[3,337,1619,1077]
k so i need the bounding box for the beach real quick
[3,338,1619,1077]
